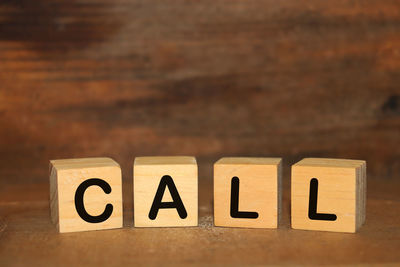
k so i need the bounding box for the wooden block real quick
[214,157,282,228]
[133,156,198,227]
[49,157,123,233]
[291,158,367,233]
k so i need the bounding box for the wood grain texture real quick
[0,0,399,190]
[291,158,366,233]
[0,0,399,264]
[50,157,123,233]
[1,177,400,266]
[134,156,198,227]
[214,157,282,228]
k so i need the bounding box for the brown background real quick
[0,0,399,266]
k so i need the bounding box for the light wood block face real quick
[291,158,367,233]
[49,157,123,233]
[214,157,282,228]
[134,156,198,227]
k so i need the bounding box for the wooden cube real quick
[214,157,282,228]
[133,156,198,227]
[291,158,366,233]
[49,157,123,233]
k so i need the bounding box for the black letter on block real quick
[230,176,259,219]
[308,178,337,221]
[74,178,113,223]
[148,175,187,220]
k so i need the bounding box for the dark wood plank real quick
[1,1,399,187]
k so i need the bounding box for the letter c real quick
[74,178,113,223]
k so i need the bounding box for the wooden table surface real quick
[1,173,400,266]
[0,0,399,265]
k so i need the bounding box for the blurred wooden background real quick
[1,0,399,187]
[0,1,399,265]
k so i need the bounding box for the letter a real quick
[148,175,187,220]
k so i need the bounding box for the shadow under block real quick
[214,157,282,228]
[49,157,123,233]
[291,158,366,233]
[133,156,198,227]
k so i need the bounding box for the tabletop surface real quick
[1,173,399,266]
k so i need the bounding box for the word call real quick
[50,156,366,233]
